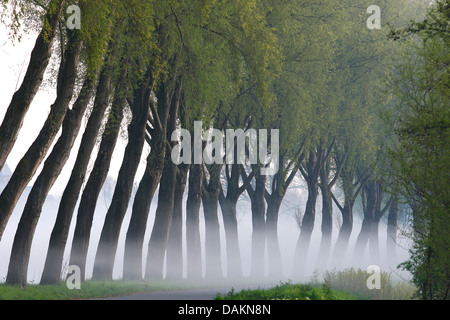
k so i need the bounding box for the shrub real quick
[323,268,416,300]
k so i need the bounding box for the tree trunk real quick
[316,170,333,271]
[92,67,152,280]
[248,173,266,279]
[202,164,222,279]
[145,75,182,280]
[68,95,125,282]
[122,135,165,280]
[166,164,189,280]
[40,53,118,283]
[353,181,377,266]
[331,205,353,269]
[353,218,372,266]
[145,155,177,279]
[294,183,319,278]
[386,200,398,265]
[294,149,322,278]
[219,194,242,278]
[5,33,83,287]
[123,72,174,280]
[0,0,64,171]
[369,217,381,264]
[265,193,283,278]
[185,164,203,279]
[39,75,98,284]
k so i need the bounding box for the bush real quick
[323,268,417,300]
[215,281,357,300]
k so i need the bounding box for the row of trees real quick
[0,0,441,299]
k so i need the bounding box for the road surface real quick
[99,284,271,300]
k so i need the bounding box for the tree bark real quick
[265,191,283,278]
[246,172,266,279]
[68,94,126,282]
[39,75,99,284]
[5,31,83,287]
[145,77,182,280]
[0,0,65,171]
[316,185,333,270]
[264,150,306,278]
[202,164,223,279]
[294,183,319,277]
[294,147,324,278]
[92,67,152,280]
[386,200,398,265]
[353,180,377,266]
[39,52,118,283]
[330,152,368,269]
[122,73,174,280]
[219,163,253,278]
[219,192,242,278]
[331,204,353,269]
[316,153,344,271]
[145,155,177,279]
[122,135,166,280]
[166,164,189,280]
[185,164,203,279]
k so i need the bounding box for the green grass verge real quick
[0,278,285,300]
[0,279,212,300]
[215,282,358,300]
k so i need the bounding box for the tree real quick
[294,139,335,277]
[315,147,346,271]
[92,64,154,280]
[5,21,85,287]
[65,64,127,282]
[388,1,449,299]
[41,29,126,284]
[0,0,65,171]
[353,177,393,266]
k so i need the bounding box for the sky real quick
[0,26,149,196]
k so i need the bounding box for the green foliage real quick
[386,1,450,300]
[0,279,223,300]
[323,268,417,300]
[215,281,357,300]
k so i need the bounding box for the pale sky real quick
[0,26,148,196]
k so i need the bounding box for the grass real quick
[0,279,217,300]
[215,268,417,301]
[0,268,417,300]
[323,268,417,300]
[0,277,287,300]
[215,281,358,300]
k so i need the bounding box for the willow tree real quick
[0,0,65,172]
[124,0,242,280]
[4,0,115,287]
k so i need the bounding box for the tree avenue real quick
[0,0,447,300]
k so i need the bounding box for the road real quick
[99,284,273,300]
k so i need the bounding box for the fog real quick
[0,172,412,284]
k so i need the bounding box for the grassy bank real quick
[0,278,288,300]
[215,282,358,300]
[0,268,417,300]
[0,279,220,300]
[215,268,417,301]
